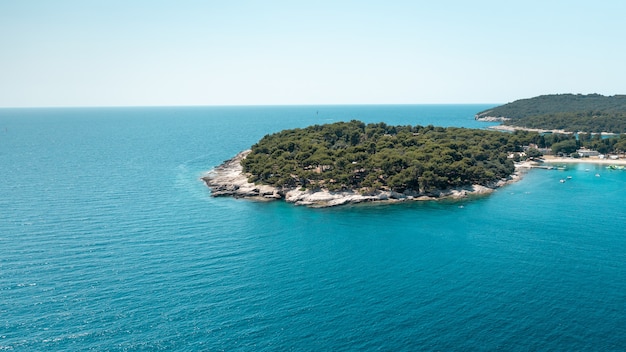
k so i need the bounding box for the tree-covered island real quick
[203,120,540,207]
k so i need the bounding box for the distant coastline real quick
[475,94,626,134]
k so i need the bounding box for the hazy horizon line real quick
[0,102,503,109]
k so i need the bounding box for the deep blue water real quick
[1,105,625,351]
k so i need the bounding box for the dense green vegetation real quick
[476,94,626,133]
[241,121,538,194]
[532,131,626,156]
[507,112,626,133]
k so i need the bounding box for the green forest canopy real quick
[475,94,626,133]
[241,120,539,194]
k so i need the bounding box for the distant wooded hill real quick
[475,94,626,133]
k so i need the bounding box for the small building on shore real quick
[537,147,553,155]
[577,148,599,157]
[523,144,553,155]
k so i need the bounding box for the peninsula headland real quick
[202,120,535,207]
[202,149,523,207]
[475,93,626,134]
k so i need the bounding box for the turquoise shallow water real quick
[1,105,625,351]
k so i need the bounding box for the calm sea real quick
[1,105,625,351]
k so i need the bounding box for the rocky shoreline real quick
[474,116,511,122]
[202,150,523,208]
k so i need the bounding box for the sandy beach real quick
[542,155,626,165]
[488,125,619,137]
[488,125,572,134]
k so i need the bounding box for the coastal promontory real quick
[203,120,537,207]
[475,93,626,133]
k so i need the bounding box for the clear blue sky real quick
[1,1,625,107]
